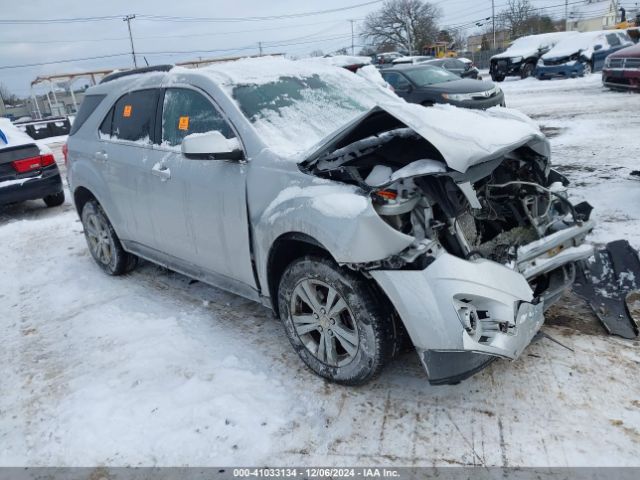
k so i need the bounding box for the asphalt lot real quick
[1,74,640,467]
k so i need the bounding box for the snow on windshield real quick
[199,56,399,158]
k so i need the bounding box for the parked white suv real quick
[66,58,594,385]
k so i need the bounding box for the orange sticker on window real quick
[178,116,189,131]
[123,105,132,117]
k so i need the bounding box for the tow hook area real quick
[573,240,640,339]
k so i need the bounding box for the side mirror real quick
[181,131,243,160]
[594,44,603,51]
[398,83,413,93]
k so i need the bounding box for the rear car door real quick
[98,89,160,248]
[145,86,256,293]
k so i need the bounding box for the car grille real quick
[542,57,569,66]
[608,58,640,69]
[625,58,640,69]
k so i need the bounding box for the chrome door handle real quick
[151,163,171,181]
[94,151,108,162]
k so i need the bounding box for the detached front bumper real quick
[371,222,595,384]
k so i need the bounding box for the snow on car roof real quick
[542,30,624,59]
[493,31,577,59]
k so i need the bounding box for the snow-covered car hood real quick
[305,102,547,174]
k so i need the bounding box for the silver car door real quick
[146,86,256,290]
[98,89,160,248]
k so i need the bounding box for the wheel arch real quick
[266,232,335,316]
[73,185,99,216]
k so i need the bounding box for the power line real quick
[0,1,382,25]
[0,53,131,70]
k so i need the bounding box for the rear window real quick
[111,89,158,144]
[69,95,106,136]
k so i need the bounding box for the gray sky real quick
[0,0,613,96]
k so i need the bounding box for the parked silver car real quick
[66,58,594,385]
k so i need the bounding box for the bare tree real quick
[498,0,535,38]
[0,83,19,106]
[362,0,441,54]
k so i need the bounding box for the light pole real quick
[492,0,496,50]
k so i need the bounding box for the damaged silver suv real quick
[66,58,595,385]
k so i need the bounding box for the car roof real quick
[382,64,440,72]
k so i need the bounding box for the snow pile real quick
[303,55,371,68]
[493,32,578,59]
[356,65,391,90]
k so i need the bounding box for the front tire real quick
[581,61,592,76]
[43,191,65,207]
[491,73,505,82]
[81,200,137,275]
[521,62,535,79]
[278,256,396,385]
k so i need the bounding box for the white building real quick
[567,0,619,32]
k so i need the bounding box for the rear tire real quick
[581,61,592,76]
[43,191,65,207]
[81,200,137,276]
[278,256,396,385]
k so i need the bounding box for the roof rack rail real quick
[100,65,174,84]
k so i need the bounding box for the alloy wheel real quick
[85,213,114,266]
[290,279,359,367]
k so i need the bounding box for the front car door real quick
[144,86,257,298]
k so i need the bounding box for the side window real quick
[382,72,410,90]
[606,33,620,47]
[111,89,158,143]
[161,88,235,148]
[99,107,114,137]
[445,59,462,69]
[69,94,105,136]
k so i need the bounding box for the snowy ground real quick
[1,74,640,467]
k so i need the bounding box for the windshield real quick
[403,67,460,86]
[232,71,399,157]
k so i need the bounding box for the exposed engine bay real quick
[306,123,589,269]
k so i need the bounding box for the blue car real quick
[535,30,633,79]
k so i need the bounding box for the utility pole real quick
[258,41,263,56]
[565,0,569,31]
[492,0,496,50]
[123,14,138,68]
[349,19,355,55]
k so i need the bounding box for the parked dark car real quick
[380,65,504,109]
[424,58,481,79]
[602,42,640,91]
[0,118,65,207]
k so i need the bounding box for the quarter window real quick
[161,88,235,148]
[111,89,158,143]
